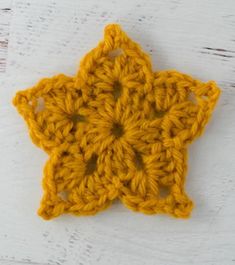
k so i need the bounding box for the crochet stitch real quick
[13,24,220,220]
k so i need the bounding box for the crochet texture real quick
[13,24,220,220]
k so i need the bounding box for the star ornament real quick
[13,24,220,220]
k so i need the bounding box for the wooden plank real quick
[0,0,234,265]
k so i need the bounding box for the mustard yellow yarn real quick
[13,24,220,220]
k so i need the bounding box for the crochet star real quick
[13,24,220,220]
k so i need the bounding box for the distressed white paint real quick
[0,0,235,264]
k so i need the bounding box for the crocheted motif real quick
[13,24,220,220]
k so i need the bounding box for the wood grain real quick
[0,0,234,264]
[0,0,12,73]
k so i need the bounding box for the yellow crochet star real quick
[13,24,220,220]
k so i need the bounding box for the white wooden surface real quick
[0,0,235,264]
